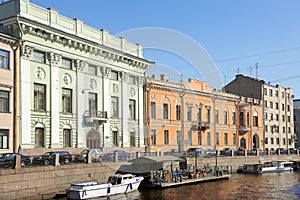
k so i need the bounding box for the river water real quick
[58,172,300,200]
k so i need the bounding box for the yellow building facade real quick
[145,75,264,153]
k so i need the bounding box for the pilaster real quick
[103,67,111,147]
[122,72,129,147]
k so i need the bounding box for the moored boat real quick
[66,174,144,200]
[238,161,294,174]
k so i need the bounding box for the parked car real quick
[103,150,131,161]
[186,148,206,157]
[164,149,182,156]
[74,149,103,163]
[220,148,236,156]
[32,151,72,166]
[205,149,217,157]
[0,153,31,168]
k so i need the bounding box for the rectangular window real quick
[88,65,97,75]
[269,89,273,97]
[0,49,9,69]
[283,138,286,145]
[216,132,219,145]
[265,113,268,120]
[188,131,192,145]
[288,116,291,122]
[215,110,219,124]
[288,127,291,133]
[129,99,136,119]
[276,103,279,109]
[253,115,258,127]
[151,130,156,145]
[111,96,118,118]
[224,133,228,145]
[282,115,285,122]
[265,125,268,132]
[187,107,192,121]
[197,108,202,122]
[270,113,273,121]
[276,138,279,145]
[270,102,273,109]
[287,105,290,112]
[198,132,202,145]
[232,112,236,125]
[283,126,285,133]
[282,92,284,98]
[264,101,268,108]
[275,91,278,97]
[150,102,156,119]
[164,130,169,145]
[247,112,250,125]
[35,128,44,147]
[233,133,236,145]
[163,103,168,119]
[207,132,211,145]
[0,129,9,149]
[111,71,118,80]
[206,108,211,123]
[62,88,72,113]
[276,114,279,121]
[271,138,274,144]
[223,111,228,124]
[282,104,285,111]
[63,129,71,147]
[88,93,97,116]
[33,51,45,63]
[0,90,9,112]
[128,76,135,84]
[34,83,46,111]
[264,88,267,95]
[62,58,72,69]
[176,105,181,120]
[176,131,181,145]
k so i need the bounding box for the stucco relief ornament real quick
[103,67,111,78]
[22,46,33,59]
[130,88,135,97]
[122,72,128,81]
[76,60,86,71]
[50,53,61,65]
[63,73,72,85]
[34,67,45,80]
[90,79,97,89]
[113,84,118,93]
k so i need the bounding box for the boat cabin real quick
[107,174,134,185]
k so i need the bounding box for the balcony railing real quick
[238,124,250,134]
[192,121,210,131]
[84,110,108,123]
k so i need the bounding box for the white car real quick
[89,149,103,162]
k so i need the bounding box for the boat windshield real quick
[108,176,117,185]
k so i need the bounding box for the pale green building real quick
[0,0,153,154]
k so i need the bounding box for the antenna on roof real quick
[255,63,259,79]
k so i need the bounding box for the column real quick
[122,72,129,147]
[102,67,111,147]
[20,46,32,148]
[138,77,145,147]
[50,53,61,148]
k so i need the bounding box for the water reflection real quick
[56,172,300,200]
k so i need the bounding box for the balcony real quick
[84,110,108,123]
[239,124,250,135]
[194,121,210,131]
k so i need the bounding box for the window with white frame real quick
[0,49,9,69]
[0,90,9,112]
[33,51,45,63]
[0,129,8,149]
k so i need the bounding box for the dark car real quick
[186,148,206,157]
[103,150,130,161]
[220,148,236,156]
[74,149,103,163]
[32,151,72,166]
[0,153,31,168]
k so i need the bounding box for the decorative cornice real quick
[21,45,33,60]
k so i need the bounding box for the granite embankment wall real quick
[0,162,118,200]
[0,155,300,200]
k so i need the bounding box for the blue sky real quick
[31,0,300,98]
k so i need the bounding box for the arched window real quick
[112,128,118,147]
[240,138,246,149]
[63,125,72,147]
[253,110,258,127]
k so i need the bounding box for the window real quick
[128,76,135,84]
[112,130,118,147]
[287,105,290,112]
[111,96,118,118]
[176,131,181,145]
[282,115,285,122]
[264,101,268,108]
[282,104,285,111]
[288,116,291,122]
[188,131,192,145]
[276,114,279,121]
[33,51,45,63]
[263,88,267,95]
[240,112,244,125]
[223,111,228,124]
[150,102,156,119]
[216,132,219,145]
[270,113,273,121]
[89,93,97,116]
[275,91,278,97]
[269,89,273,97]
[288,127,291,133]
[34,83,46,111]
[197,108,202,122]
[206,108,211,123]
[276,103,279,109]
[35,128,44,147]
[63,129,72,147]
[247,112,250,125]
[151,130,156,145]
[270,102,273,109]
[282,92,284,98]
[283,138,286,145]
[163,103,168,119]
[198,132,202,145]
[62,88,72,113]
[215,110,219,124]
[176,105,181,120]
[0,91,9,112]
[111,71,118,80]
[0,129,8,149]
[88,65,97,76]
[0,50,9,69]
[276,138,279,145]
[233,133,236,145]
[130,131,136,147]
[207,132,211,145]
[62,58,72,69]
[224,133,228,145]
[232,112,236,125]
[283,126,285,133]
[265,113,268,120]
[187,107,192,121]
[271,138,274,144]
[265,125,268,132]
[253,111,258,127]
[129,99,136,119]
[164,130,169,145]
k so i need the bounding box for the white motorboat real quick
[238,161,294,174]
[67,174,144,200]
